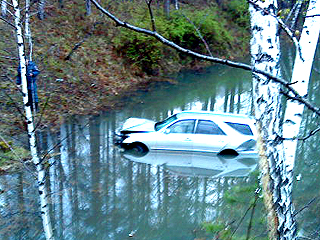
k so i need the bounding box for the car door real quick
[192,120,229,153]
[156,119,195,151]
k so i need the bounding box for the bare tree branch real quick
[284,1,298,24]
[65,22,103,60]
[289,0,303,30]
[0,56,19,60]
[280,89,320,117]
[145,0,156,31]
[299,126,320,141]
[90,0,320,119]
[0,134,36,177]
[180,12,213,57]
[293,197,317,217]
[0,16,16,28]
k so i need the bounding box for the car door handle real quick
[184,138,192,141]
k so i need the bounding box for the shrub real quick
[113,5,234,74]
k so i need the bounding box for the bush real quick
[113,5,234,74]
[225,0,250,28]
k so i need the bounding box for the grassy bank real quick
[0,0,250,137]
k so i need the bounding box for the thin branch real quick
[64,36,91,60]
[0,56,19,60]
[246,190,259,240]
[228,196,255,240]
[299,125,320,141]
[1,0,14,9]
[0,134,36,177]
[145,0,156,32]
[284,1,298,24]
[3,88,27,122]
[33,95,50,131]
[279,89,320,117]
[293,197,317,217]
[180,12,213,57]
[289,0,303,30]
[65,22,103,60]
[305,14,320,18]
[0,16,16,29]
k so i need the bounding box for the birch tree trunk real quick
[250,0,296,239]
[283,1,320,180]
[1,0,6,17]
[12,1,54,239]
[25,0,33,61]
[38,0,45,20]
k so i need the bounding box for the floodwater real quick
[1,49,320,239]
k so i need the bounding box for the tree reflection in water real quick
[0,113,266,240]
[0,58,319,239]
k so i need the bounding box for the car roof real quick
[175,111,255,123]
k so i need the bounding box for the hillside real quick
[0,0,250,134]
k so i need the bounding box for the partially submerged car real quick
[115,111,257,155]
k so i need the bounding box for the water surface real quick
[1,50,320,239]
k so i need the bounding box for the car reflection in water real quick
[122,150,259,178]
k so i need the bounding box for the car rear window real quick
[225,122,253,136]
[195,120,226,135]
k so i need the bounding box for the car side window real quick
[168,120,195,134]
[195,120,226,135]
[225,122,253,136]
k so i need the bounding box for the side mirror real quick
[164,128,170,134]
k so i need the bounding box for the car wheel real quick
[218,149,239,158]
[130,143,148,156]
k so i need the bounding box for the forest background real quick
[0,0,301,163]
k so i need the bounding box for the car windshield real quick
[154,114,178,131]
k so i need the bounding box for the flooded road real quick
[1,50,320,239]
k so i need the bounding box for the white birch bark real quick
[38,0,45,20]
[174,0,179,10]
[290,0,303,30]
[283,1,320,174]
[250,0,296,239]
[12,1,54,239]
[1,0,7,17]
[25,0,33,61]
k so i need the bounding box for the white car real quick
[115,111,257,155]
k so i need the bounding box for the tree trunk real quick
[164,0,170,17]
[174,0,178,10]
[86,0,91,15]
[25,0,33,61]
[11,0,54,239]
[250,0,296,239]
[1,0,7,17]
[283,0,320,181]
[38,0,45,20]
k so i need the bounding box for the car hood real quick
[121,118,156,133]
